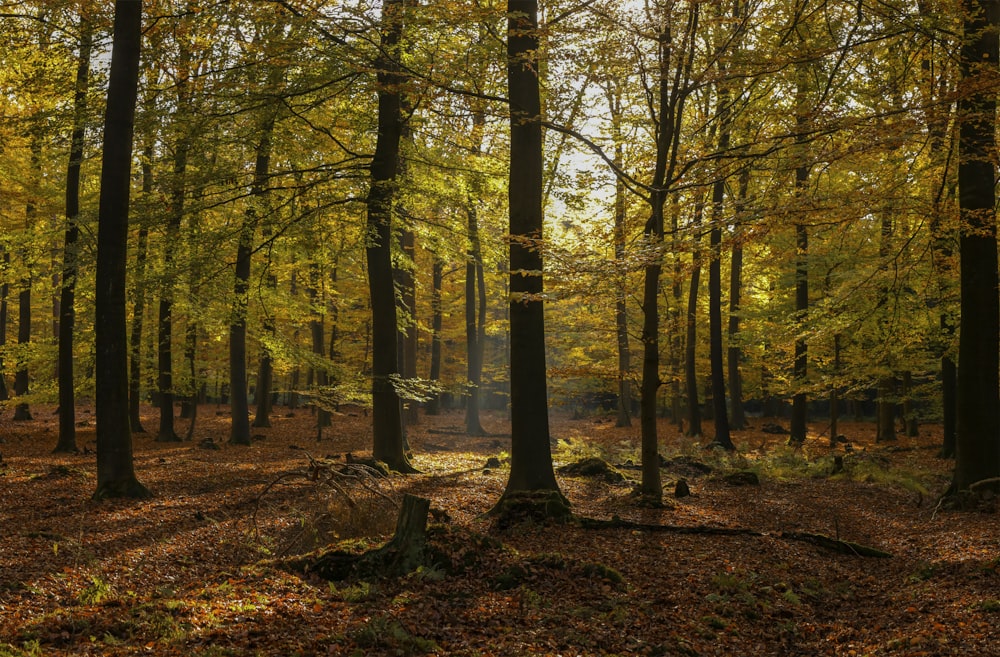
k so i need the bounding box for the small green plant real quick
[972,599,1000,613]
[711,572,748,594]
[702,615,727,630]
[409,564,447,582]
[329,581,374,603]
[78,575,112,605]
[0,640,42,657]
[908,561,938,583]
[351,614,439,654]
[782,589,802,606]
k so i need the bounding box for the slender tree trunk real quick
[789,60,810,444]
[954,0,1000,492]
[94,0,149,499]
[465,199,487,435]
[55,16,92,453]
[229,128,272,445]
[251,125,277,429]
[128,149,151,433]
[608,87,631,428]
[727,170,749,431]
[0,250,8,402]
[14,134,40,423]
[708,76,733,449]
[685,199,705,437]
[668,195,683,428]
[157,32,194,443]
[308,262,331,438]
[397,226,418,426]
[829,333,841,446]
[426,257,444,415]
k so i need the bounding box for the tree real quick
[953,0,1000,493]
[494,0,564,513]
[367,0,415,473]
[55,13,92,454]
[94,0,150,499]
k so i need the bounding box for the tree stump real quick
[378,494,430,575]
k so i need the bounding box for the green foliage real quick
[77,574,112,605]
[350,614,439,655]
[0,641,42,657]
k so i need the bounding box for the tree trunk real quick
[876,378,896,442]
[426,256,444,415]
[954,0,1000,492]
[156,30,194,443]
[94,0,150,499]
[464,106,488,436]
[495,0,562,506]
[14,134,40,423]
[0,250,8,402]
[128,148,151,433]
[465,201,487,436]
[367,0,414,472]
[55,16,92,453]
[707,75,733,450]
[608,87,631,429]
[230,108,275,444]
[685,200,705,438]
[727,170,749,431]
[308,263,331,439]
[789,61,810,445]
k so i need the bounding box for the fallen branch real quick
[574,516,892,558]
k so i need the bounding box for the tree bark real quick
[954,0,1000,492]
[366,0,413,472]
[55,16,92,453]
[0,250,8,402]
[128,146,151,433]
[789,60,810,445]
[94,0,150,499]
[426,256,444,415]
[727,170,749,431]
[685,199,705,438]
[608,86,631,429]
[495,0,562,505]
[14,135,40,423]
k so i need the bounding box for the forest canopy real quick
[0,0,996,497]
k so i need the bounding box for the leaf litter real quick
[0,403,996,656]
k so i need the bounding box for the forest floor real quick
[0,403,997,656]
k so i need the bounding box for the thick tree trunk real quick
[496,0,562,505]
[55,17,92,453]
[94,0,150,499]
[954,0,1000,492]
[367,0,413,472]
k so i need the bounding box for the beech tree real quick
[94,0,149,499]
[55,13,92,454]
[494,0,564,512]
[953,0,1000,494]
[367,0,414,472]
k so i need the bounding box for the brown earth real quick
[0,403,997,656]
